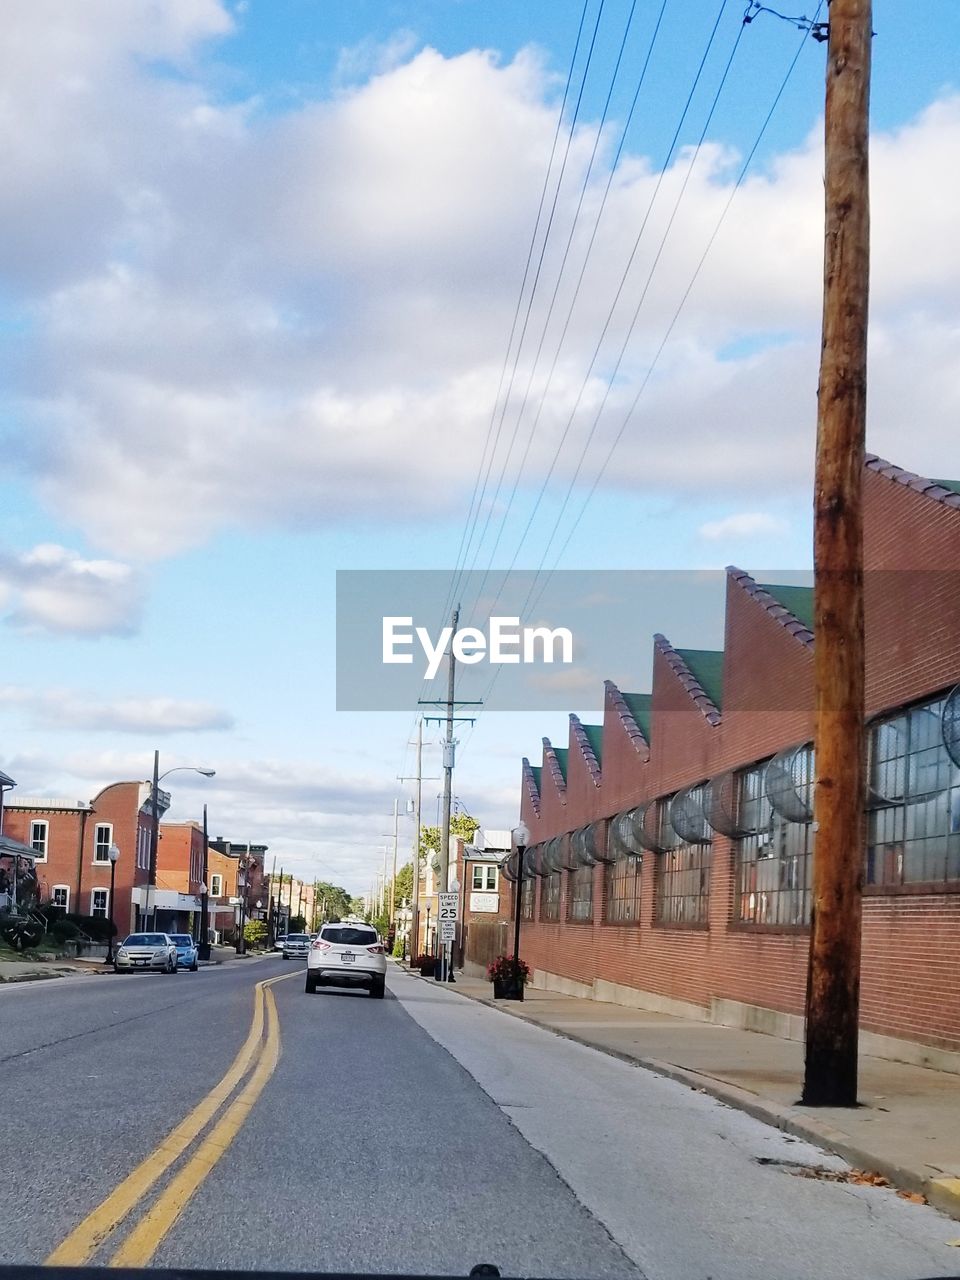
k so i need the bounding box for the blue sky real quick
[1,0,959,894]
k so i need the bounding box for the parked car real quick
[282,933,311,959]
[305,923,386,998]
[170,933,200,971]
[114,933,178,974]
[273,934,287,951]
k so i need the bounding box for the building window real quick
[539,872,561,921]
[567,863,594,922]
[137,824,149,870]
[472,864,498,891]
[30,820,48,861]
[736,762,813,926]
[51,885,70,909]
[604,853,642,924]
[520,876,535,920]
[94,824,113,863]
[656,844,711,924]
[210,873,223,897]
[867,695,960,887]
[91,888,109,918]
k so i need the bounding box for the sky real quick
[1,0,959,896]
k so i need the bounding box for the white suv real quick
[305,923,386,998]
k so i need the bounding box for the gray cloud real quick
[0,686,234,734]
[0,543,143,635]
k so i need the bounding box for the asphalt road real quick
[2,958,960,1279]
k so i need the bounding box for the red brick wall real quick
[517,466,960,1050]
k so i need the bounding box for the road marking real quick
[45,970,296,1266]
[109,983,282,1267]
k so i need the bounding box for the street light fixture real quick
[104,842,121,965]
[146,752,215,930]
[511,820,530,995]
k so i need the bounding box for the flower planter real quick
[492,976,524,1001]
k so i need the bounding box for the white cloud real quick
[0,543,142,635]
[1,6,959,561]
[0,686,233,733]
[698,512,789,541]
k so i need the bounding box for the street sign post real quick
[440,920,456,943]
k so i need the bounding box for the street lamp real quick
[104,842,121,965]
[511,820,530,995]
[146,752,215,930]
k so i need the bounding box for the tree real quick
[244,919,268,948]
[311,881,354,928]
[288,915,306,934]
[419,812,479,863]
[392,862,413,906]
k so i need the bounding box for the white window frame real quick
[93,823,113,864]
[210,873,223,897]
[91,888,109,919]
[30,820,49,862]
[51,885,70,910]
[472,864,498,891]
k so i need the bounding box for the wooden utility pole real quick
[389,798,399,925]
[803,0,872,1108]
[411,720,422,961]
[438,606,459,982]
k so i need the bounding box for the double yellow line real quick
[46,971,296,1268]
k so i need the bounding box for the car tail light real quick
[366,944,384,955]
[311,940,330,951]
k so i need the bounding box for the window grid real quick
[51,885,70,909]
[736,759,814,927]
[567,863,594,922]
[604,853,642,924]
[520,876,535,920]
[30,820,48,861]
[867,696,960,887]
[91,888,109,919]
[656,844,711,924]
[472,864,498,891]
[539,872,561,921]
[210,873,223,897]
[94,823,113,863]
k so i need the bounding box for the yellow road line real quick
[109,984,282,1267]
[46,969,296,1266]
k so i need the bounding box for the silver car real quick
[282,933,311,959]
[114,932,178,974]
[305,923,386,998]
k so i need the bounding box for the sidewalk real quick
[425,967,960,1221]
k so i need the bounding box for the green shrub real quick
[244,919,268,948]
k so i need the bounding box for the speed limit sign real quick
[438,892,459,922]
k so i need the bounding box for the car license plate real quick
[135,959,148,965]
[341,951,354,963]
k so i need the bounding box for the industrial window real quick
[604,853,641,924]
[656,845,711,924]
[539,872,561,921]
[94,823,113,863]
[210,873,223,897]
[30,820,48,861]
[736,762,813,926]
[867,696,960,887]
[567,863,594,922]
[51,885,70,909]
[91,888,109,918]
[520,876,535,920]
[472,864,498,891]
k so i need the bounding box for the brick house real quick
[4,780,166,938]
[507,455,960,1062]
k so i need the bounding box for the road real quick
[1,957,958,1279]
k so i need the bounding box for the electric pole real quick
[389,798,399,926]
[803,0,872,1108]
[412,720,422,961]
[438,606,459,980]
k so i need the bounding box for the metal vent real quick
[562,831,580,871]
[529,843,549,877]
[633,797,679,854]
[541,836,565,874]
[866,718,906,809]
[708,769,758,838]
[764,744,814,824]
[670,784,712,845]
[609,808,644,858]
[500,850,519,882]
[942,685,960,768]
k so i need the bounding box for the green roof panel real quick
[758,583,815,630]
[676,649,724,711]
[932,478,960,496]
[621,692,652,741]
[553,747,569,783]
[582,723,603,766]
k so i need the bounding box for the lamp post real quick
[104,842,121,964]
[146,753,215,930]
[198,802,211,962]
[512,821,530,995]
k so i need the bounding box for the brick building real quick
[508,456,960,1061]
[4,780,166,938]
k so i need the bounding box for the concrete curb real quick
[426,973,960,1221]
